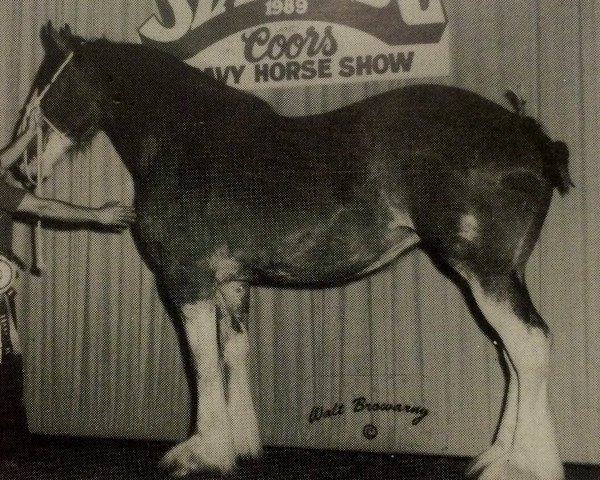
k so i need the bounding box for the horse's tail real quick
[505,90,573,195]
[522,117,572,195]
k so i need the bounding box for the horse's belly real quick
[254,224,417,287]
[356,230,420,276]
[243,193,417,286]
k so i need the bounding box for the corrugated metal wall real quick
[1,0,599,464]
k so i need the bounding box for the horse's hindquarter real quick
[375,86,554,274]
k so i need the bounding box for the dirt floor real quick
[0,435,598,480]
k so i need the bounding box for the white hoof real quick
[468,452,565,480]
[230,414,263,460]
[160,433,236,477]
[466,443,510,478]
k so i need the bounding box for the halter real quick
[20,51,74,152]
[18,51,74,272]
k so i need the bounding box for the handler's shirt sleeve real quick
[0,177,26,213]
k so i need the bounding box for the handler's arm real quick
[0,124,36,169]
[17,194,136,228]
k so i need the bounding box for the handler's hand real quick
[96,201,136,228]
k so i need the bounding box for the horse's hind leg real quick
[216,281,263,460]
[461,272,564,480]
[160,299,236,476]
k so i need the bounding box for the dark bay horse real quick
[21,23,571,480]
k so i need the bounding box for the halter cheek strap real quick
[20,51,74,133]
[37,51,74,102]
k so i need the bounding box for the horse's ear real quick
[42,22,72,53]
[40,20,60,53]
[59,24,85,50]
[41,21,84,54]
[59,24,72,39]
[40,21,71,53]
[54,24,73,52]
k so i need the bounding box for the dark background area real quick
[0,436,598,480]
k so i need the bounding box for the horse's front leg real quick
[160,299,236,477]
[217,281,263,460]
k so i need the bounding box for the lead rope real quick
[17,93,46,273]
[34,103,45,272]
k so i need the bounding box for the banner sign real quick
[139,0,449,89]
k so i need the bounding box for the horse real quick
[18,22,572,480]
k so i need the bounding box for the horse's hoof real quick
[233,427,263,460]
[160,433,236,477]
[228,408,263,460]
[468,453,565,480]
[466,443,509,477]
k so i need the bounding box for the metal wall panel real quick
[0,0,598,464]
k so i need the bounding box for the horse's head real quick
[18,22,105,179]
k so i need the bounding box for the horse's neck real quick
[93,42,277,182]
[103,119,160,183]
[101,99,220,183]
[101,77,271,182]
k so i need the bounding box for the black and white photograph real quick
[0,1,598,479]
